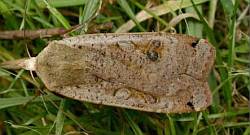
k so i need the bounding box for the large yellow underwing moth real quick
[1,32,216,113]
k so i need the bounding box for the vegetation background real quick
[0,0,249,135]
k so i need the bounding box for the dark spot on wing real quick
[187,101,195,110]
[147,51,158,61]
[191,39,199,48]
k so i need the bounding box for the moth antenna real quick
[0,57,36,71]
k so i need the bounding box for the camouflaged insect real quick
[1,32,216,113]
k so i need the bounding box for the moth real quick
[1,32,216,113]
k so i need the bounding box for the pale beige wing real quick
[34,32,214,113]
[51,74,211,113]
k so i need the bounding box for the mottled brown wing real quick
[35,32,215,113]
[51,74,212,113]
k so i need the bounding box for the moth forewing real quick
[0,32,216,113]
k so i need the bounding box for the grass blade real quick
[0,95,60,110]
[0,0,18,29]
[55,100,65,135]
[130,0,169,28]
[192,112,203,135]
[34,0,86,8]
[208,0,218,28]
[243,126,250,135]
[219,0,234,17]
[185,5,203,37]
[167,114,176,135]
[80,0,101,24]
[117,0,146,32]
[116,0,209,32]
[79,0,102,33]
[124,111,143,135]
[42,0,71,29]
[226,1,238,110]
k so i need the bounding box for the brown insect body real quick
[2,32,216,113]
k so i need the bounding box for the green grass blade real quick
[208,71,220,113]
[79,0,102,33]
[243,126,250,135]
[167,114,176,135]
[173,108,249,121]
[130,0,169,28]
[192,112,203,135]
[124,111,143,135]
[0,0,18,29]
[185,5,203,37]
[117,0,145,32]
[42,0,71,29]
[2,0,26,15]
[219,0,234,17]
[226,1,238,109]
[6,69,24,90]
[55,100,65,135]
[34,0,86,8]
[0,95,60,110]
[208,0,217,28]
[32,16,54,28]
[80,0,101,24]
[202,111,217,135]
[116,0,209,33]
